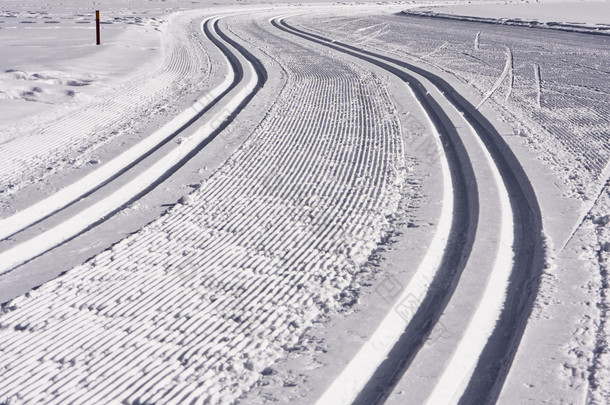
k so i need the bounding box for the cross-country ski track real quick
[0,8,547,405]
[272,15,543,405]
[0,17,265,274]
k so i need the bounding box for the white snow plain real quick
[1,0,610,404]
[416,0,610,27]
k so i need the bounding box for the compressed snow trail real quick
[0,17,262,275]
[315,79,458,405]
[423,117,514,405]
[274,16,543,405]
[0,17,233,242]
[0,10,409,405]
[269,15,475,404]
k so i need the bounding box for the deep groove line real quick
[276,17,543,405]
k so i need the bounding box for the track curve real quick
[0,9,545,404]
[0,11,411,404]
[0,18,266,275]
[273,15,544,405]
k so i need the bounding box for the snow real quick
[289,6,610,405]
[405,1,610,35]
[424,105,514,405]
[0,6,165,143]
[0,34,232,243]
[0,2,211,203]
[1,0,610,404]
[416,1,610,27]
[0,46,250,274]
[315,67,454,405]
[0,5,410,403]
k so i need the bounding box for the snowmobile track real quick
[273,17,544,405]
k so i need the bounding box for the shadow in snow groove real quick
[275,17,543,405]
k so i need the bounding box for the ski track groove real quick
[534,63,541,108]
[477,46,513,109]
[0,14,406,405]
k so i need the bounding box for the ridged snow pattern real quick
[0,24,405,405]
[0,12,210,198]
[297,14,610,198]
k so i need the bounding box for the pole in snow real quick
[96,10,101,45]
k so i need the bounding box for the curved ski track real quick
[0,18,264,274]
[0,14,408,405]
[271,15,543,405]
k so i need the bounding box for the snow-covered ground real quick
[0,1,215,203]
[1,0,610,404]
[282,5,610,404]
[412,0,610,28]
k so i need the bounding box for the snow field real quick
[0,10,210,200]
[5,3,600,404]
[0,14,407,404]
[0,16,256,274]
[407,2,610,31]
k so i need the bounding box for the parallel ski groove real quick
[276,16,543,405]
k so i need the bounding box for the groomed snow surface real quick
[1,1,610,404]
